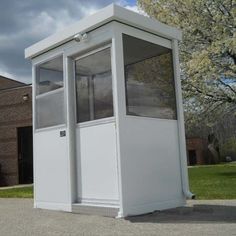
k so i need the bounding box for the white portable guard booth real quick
[25,4,194,218]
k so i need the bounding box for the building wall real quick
[0,85,32,186]
[186,138,207,165]
[0,76,25,90]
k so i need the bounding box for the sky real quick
[0,0,141,84]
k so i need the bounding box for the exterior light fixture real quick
[74,33,88,42]
[22,94,29,101]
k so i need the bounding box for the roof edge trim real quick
[25,4,182,59]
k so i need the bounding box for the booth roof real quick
[25,4,182,59]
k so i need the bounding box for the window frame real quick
[121,33,177,120]
[34,53,66,131]
[35,54,64,97]
[74,44,115,126]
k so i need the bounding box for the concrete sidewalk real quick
[0,199,235,236]
[0,184,33,190]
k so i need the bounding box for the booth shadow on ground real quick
[126,204,236,224]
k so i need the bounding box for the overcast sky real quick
[0,0,139,84]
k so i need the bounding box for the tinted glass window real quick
[35,55,65,129]
[123,34,177,120]
[36,56,63,95]
[36,90,65,129]
[75,48,113,123]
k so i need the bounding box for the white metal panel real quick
[111,23,185,216]
[32,48,72,211]
[65,56,77,203]
[64,24,113,59]
[32,66,37,205]
[25,4,182,59]
[76,122,119,205]
[113,5,181,41]
[119,117,184,216]
[34,128,70,205]
[110,27,126,217]
[114,22,172,49]
[65,26,119,207]
[172,39,193,198]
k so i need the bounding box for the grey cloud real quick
[0,0,126,83]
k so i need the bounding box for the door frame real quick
[74,43,115,128]
[64,23,117,204]
[66,41,118,204]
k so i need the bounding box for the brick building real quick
[186,138,207,165]
[0,76,33,186]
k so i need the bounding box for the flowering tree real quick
[138,0,236,126]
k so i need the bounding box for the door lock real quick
[60,130,66,137]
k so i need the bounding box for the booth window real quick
[36,56,64,95]
[123,34,177,120]
[75,47,113,123]
[35,55,65,129]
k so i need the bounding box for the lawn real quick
[0,186,33,198]
[188,163,236,199]
[0,164,235,199]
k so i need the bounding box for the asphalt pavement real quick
[0,199,235,236]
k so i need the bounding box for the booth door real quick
[34,55,71,205]
[74,45,119,206]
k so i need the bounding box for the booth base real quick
[72,203,119,217]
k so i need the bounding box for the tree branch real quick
[220,2,232,17]
[189,84,235,103]
[218,79,236,95]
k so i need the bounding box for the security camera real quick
[74,33,83,42]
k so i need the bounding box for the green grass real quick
[0,186,33,198]
[189,163,236,199]
[0,164,235,200]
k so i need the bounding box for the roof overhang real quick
[25,4,182,59]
